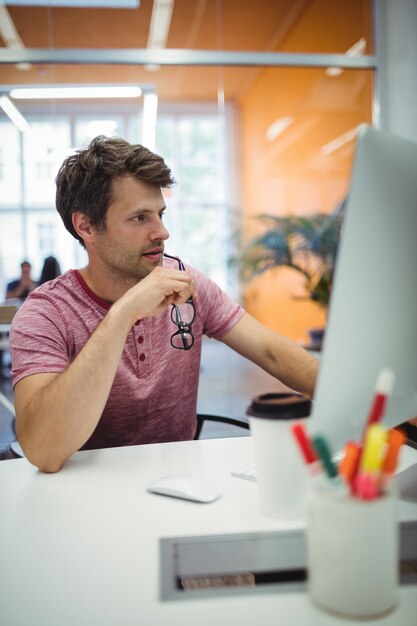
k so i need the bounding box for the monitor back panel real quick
[310,127,417,452]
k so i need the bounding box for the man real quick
[10,136,318,473]
[6,260,36,300]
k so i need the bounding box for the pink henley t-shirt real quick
[9,258,245,450]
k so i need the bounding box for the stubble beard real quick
[98,241,164,286]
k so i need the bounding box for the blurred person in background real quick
[5,260,36,302]
[38,256,62,286]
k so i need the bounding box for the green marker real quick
[313,435,338,479]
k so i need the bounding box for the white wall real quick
[378,0,417,143]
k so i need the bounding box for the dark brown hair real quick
[55,136,175,247]
[39,256,61,285]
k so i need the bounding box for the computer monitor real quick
[309,125,417,453]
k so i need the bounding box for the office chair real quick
[194,413,250,440]
[0,303,19,380]
[0,391,25,459]
[194,393,311,440]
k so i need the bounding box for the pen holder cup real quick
[248,393,312,519]
[306,480,399,618]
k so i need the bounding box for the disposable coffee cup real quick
[307,478,398,617]
[248,393,311,519]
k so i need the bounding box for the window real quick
[37,221,56,258]
[0,123,21,206]
[22,119,71,208]
[74,116,124,148]
[156,111,234,293]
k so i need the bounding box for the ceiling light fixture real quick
[4,1,139,7]
[9,85,143,99]
[0,1,31,70]
[148,0,174,48]
[0,95,30,132]
[0,3,23,47]
[266,115,294,142]
[326,37,367,77]
[145,0,174,71]
[321,124,365,156]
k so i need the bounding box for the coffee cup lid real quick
[246,392,311,420]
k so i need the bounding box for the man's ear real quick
[72,212,96,245]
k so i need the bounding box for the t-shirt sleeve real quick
[9,293,71,387]
[189,266,245,339]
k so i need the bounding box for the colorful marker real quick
[339,441,361,490]
[355,424,387,499]
[312,435,338,480]
[360,424,387,473]
[291,422,317,465]
[362,368,395,440]
[380,428,406,488]
[353,471,379,500]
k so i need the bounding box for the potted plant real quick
[240,209,343,349]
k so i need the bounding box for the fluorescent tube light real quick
[9,86,142,99]
[266,116,294,142]
[4,1,139,7]
[321,124,365,156]
[0,3,24,48]
[326,37,367,77]
[142,92,158,151]
[0,95,30,132]
[0,2,32,70]
[145,0,174,71]
[147,0,174,48]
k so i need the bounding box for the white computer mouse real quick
[147,474,222,503]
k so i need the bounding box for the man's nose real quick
[150,221,169,241]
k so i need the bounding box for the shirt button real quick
[139,353,146,361]
[137,335,144,344]
[135,320,141,326]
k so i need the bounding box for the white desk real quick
[0,437,416,626]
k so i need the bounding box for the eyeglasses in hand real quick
[163,253,195,350]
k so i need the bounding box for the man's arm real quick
[220,312,318,398]
[14,267,195,473]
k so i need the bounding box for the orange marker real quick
[381,428,406,486]
[339,441,361,490]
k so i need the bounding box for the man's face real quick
[91,175,170,282]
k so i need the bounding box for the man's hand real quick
[115,266,196,325]
[20,276,36,291]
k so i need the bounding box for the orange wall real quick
[238,0,373,342]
